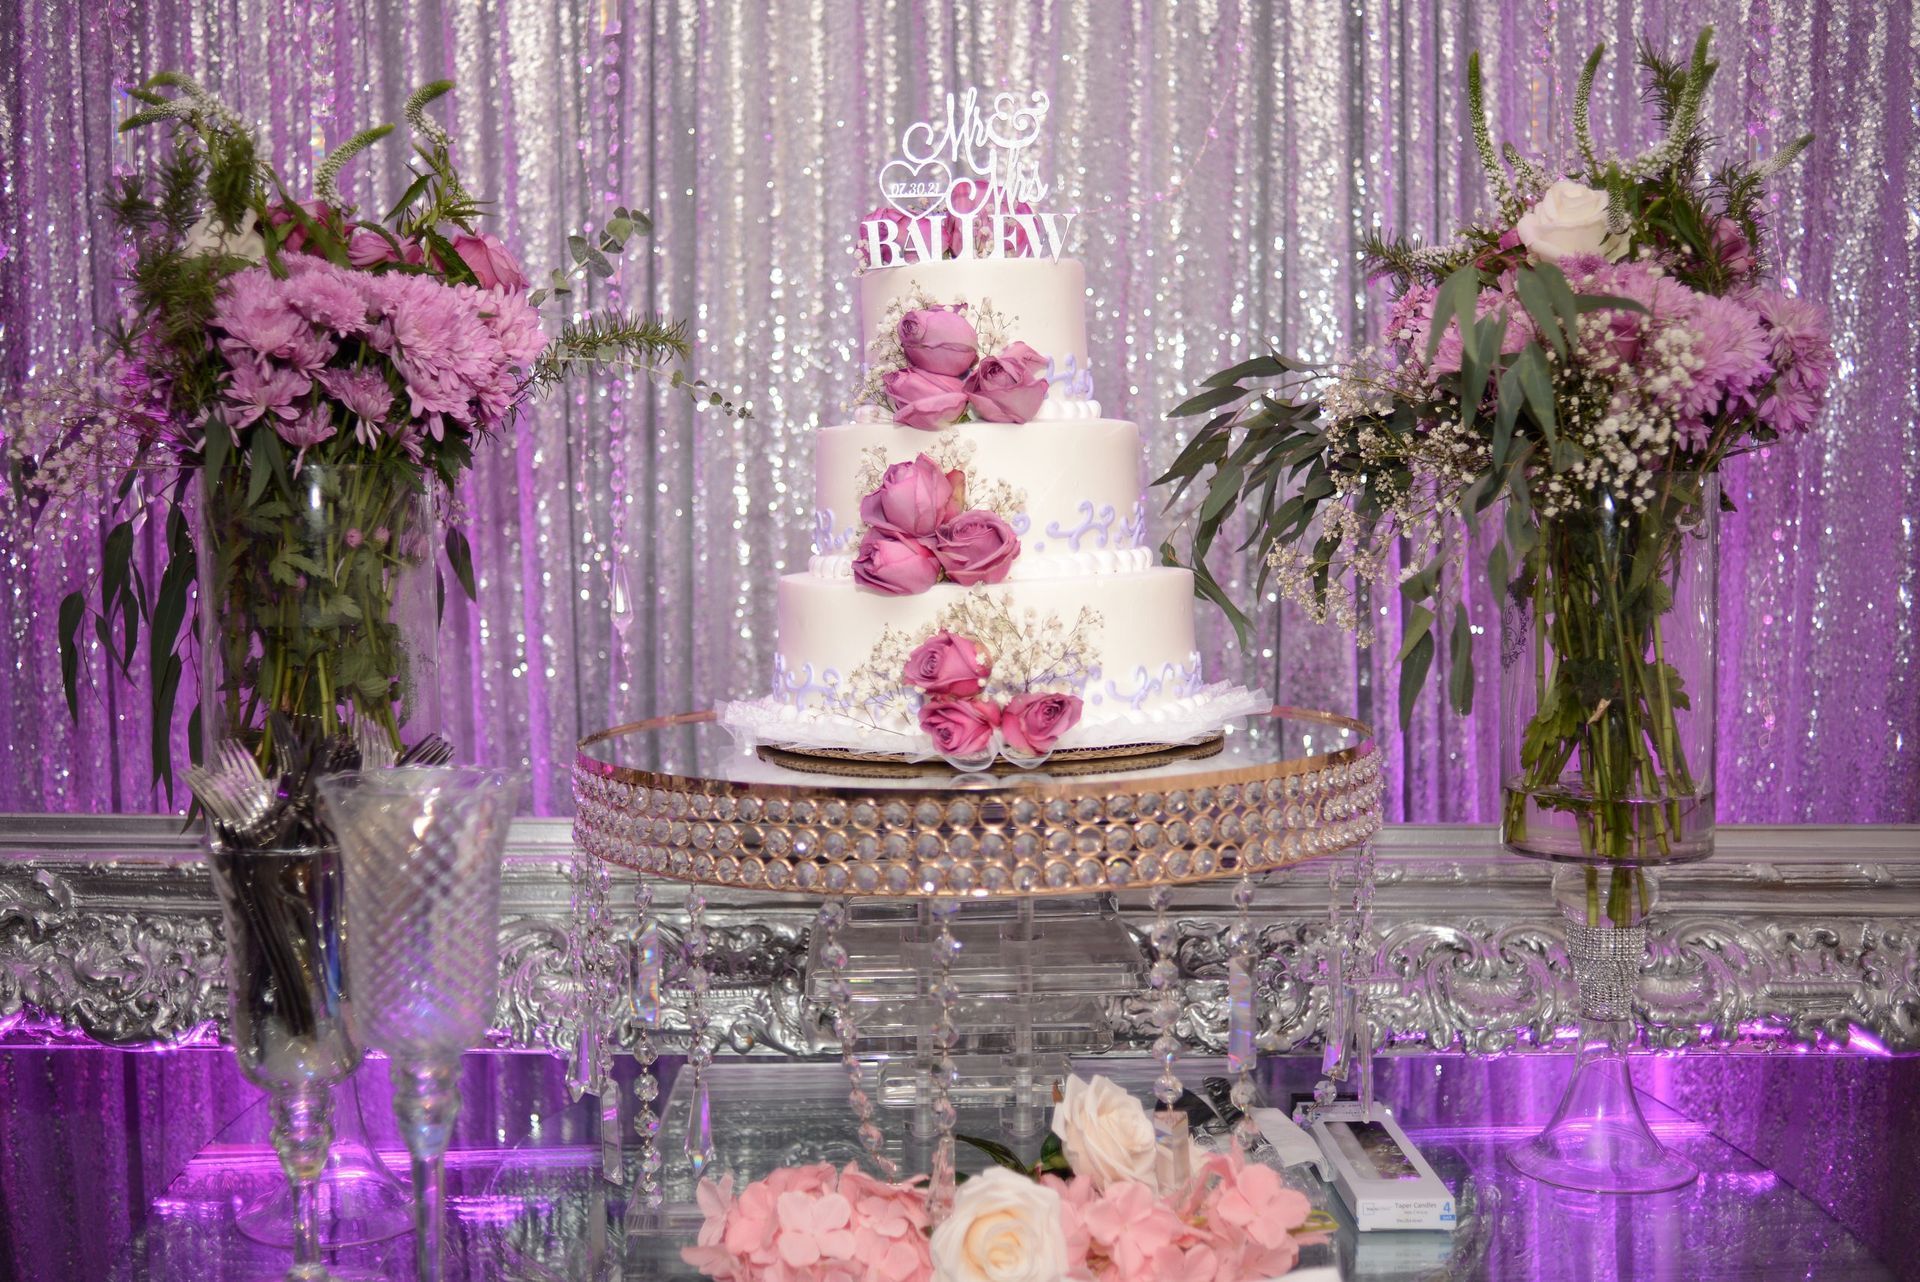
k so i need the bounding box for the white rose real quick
[181,209,266,263]
[1050,1073,1158,1192]
[1514,179,1628,264]
[931,1168,1068,1282]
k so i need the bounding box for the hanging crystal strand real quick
[1226,871,1260,1149]
[1146,883,1192,1183]
[683,886,716,1175]
[1315,856,1347,1107]
[1349,837,1380,1116]
[566,843,595,1103]
[818,900,898,1180]
[1147,884,1183,1111]
[631,877,664,1210]
[926,897,961,1221]
[589,855,621,1182]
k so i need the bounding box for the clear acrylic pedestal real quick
[806,896,1140,1138]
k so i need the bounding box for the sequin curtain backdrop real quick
[1,0,1914,819]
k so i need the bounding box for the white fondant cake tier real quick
[773,567,1200,719]
[859,257,1089,377]
[722,567,1266,758]
[812,417,1146,559]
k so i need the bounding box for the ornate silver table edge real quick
[2,816,1915,1053]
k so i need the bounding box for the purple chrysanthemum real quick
[276,401,337,451]
[210,268,308,370]
[1672,291,1772,425]
[1750,288,1836,434]
[223,360,309,428]
[315,366,395,446]
[283,264,370,335]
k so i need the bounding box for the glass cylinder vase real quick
[1499,472,1718,867]
[197,460,440,775]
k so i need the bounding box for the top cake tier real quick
[858,258,1089,379]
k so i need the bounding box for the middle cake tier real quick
[812,416,1152,580]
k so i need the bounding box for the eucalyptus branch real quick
[529,207,654,307]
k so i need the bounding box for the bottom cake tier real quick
[720,569,1266,762]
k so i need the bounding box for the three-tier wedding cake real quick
[721,91,1260,771]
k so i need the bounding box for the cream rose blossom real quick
[181,209,267,263]
[1050,1074,1158,1192]
[930,1168,1068,1282]
[1514,179,1628,263]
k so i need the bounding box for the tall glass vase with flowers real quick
[3,71,744,1268]
[1158,28,1833,1193]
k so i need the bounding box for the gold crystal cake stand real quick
[574,707,1382,897]
[570,706,1384,1220]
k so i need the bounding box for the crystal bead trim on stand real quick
[1147,884,1183,1114]
[572,709,1386,900]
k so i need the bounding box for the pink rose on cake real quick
[918,697,1001,759]
[860,454,965,538]
[898,305,979,377]
[964,341,1049,423]
[933,510,1021,586]
[883,367,970,431]
[1002,692,1084,756]
[903,632,992,698]
[852,527,940,595]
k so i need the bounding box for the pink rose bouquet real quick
[880,308,1051,428]
[900,629,1084,765]
[898,304,979,377]
[683,1076,1319,1282]
[850,458,1020,596]
[859,454,964,538]
[964,341,1049,423]
[852,527,942,596]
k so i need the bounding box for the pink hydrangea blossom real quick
[682,1164,932,1282]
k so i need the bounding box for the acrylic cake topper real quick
[861,88,1077,269]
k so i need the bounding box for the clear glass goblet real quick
[318,766,527,1282]
[208,840,365,1281]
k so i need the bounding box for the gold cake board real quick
[756,734,1227,780]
